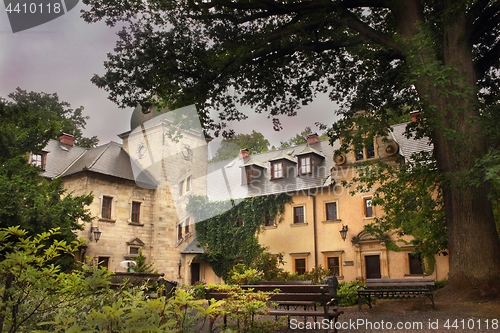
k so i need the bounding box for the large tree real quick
[211,130,271,162]
[5,88,99,148]
[0,90,94,269]
[82,1,500,297]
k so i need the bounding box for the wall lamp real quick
[339,225,348,241]
[89,226,102,243]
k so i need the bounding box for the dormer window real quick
[271,161,283,179]
[243,166,254,184]
[241,158,266,185]
[299,156,312,174]
[295,146,325,176]
[29,152,47,170]
[269,152,297,180]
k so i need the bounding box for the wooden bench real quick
[206,283,343,332]
[357,278,435,311]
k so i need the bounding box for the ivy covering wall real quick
[187,194,292,280]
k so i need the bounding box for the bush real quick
[435,279,447,290]
[337,281,365,307]
[226,264,264,285]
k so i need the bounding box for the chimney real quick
[410,111,421,122]
[59,133,75,146]
[239,148,249,159]
[306,133,319,145]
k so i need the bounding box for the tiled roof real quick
[181,237,205,254]
[42,140,156,187]
[63,142,135,181]
[268,151,298,163]
[40,140,87,179]
[295,145,326,158]
[241,157,267,169]
[206,140,338,201]
[390,123,433,162]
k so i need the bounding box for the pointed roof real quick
[181,237,205,254]
[268,151,297,164]
[295,145,326,158]
[41,140,157,188]
[241,157,267,169]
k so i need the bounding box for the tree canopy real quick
[277,126,329,149]
[82,0,500,297]
[210,130,271,162]
[0,90,94,268]
[4,88,99,148]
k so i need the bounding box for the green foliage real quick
[40,286,220,333]
[226,264,263,285]
[277,127,329,149]
[3,88,99,148]
[134,248,156,273]
[211,130,271,162]
[337,281,365,307]
[188,194,292,280]
[226,250,287,285]
[0,90,95,269]
[0,227,111,333]
[301,266,330,285]
[183,280,207,300]
[206,285,285,333]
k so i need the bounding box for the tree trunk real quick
[394,0,500,298]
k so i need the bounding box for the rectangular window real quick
[264,215,274,226]
[245,167,253,183]
[355,146,364,160]
[30,153,44,168]
[129,246,140,255]
[366,143,375,159]
[299,156,312,174]
[131,201,141,223]
[295,258,306,275]
[179,180,184,196]
[97,257,109,269]
[184,217,190,235]
[185,176,192,192]
[409,253,424,275]
[325,202,338,221]
[178,222,183,240]
[327,257,340,276]
[272,162,283,179]
[364,198,373,217]
[102,196,113,219]
[293,206,305,223]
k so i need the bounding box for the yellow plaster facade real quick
[258,135,449,282]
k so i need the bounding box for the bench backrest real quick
[366,278,435,288]
[260,280,312,285]
[206,284,332,304]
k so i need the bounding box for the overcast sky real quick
[0,3,338,147]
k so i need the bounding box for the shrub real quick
[337,281,365,307]
[226,264,264,285]
[435,279,447,290]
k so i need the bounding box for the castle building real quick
[34,106,448,284]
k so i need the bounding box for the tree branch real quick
[340,7,405,55]
[475,40,500,78]
[471,0,500,43]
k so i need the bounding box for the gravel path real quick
[205,298,500,333]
